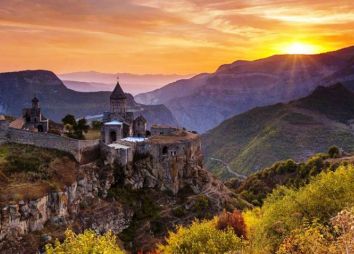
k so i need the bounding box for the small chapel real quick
[101,80,147,144]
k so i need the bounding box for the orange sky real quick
[0,0,354,74]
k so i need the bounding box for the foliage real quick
[91,120,103,130]
[192,195,211,218]
[328,146,340,158]
[236,154,331,206]
[330,207,354,253]
[216,210,247,238]
[45,229,124,254]
[62,114,89,139]
[276,223,335,254]
[244,165,354,253]
[157,219,244,254]
[62,114,76,126]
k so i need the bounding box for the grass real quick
[0,143,78,204]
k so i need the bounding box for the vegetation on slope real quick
[158,164,354,253]
[202,83,354,177]
[45,229,124,254]
[0,143,77,204]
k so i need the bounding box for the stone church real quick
[9,97,49,132]
[102,81,147,144]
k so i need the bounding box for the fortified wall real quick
[0,124,99,164]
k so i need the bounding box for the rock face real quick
[113,133,232,208]
[135,46,354,132]
[0,162,132,251]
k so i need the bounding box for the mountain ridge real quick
[201,83,354,177]
[135,45,354,133]
[0,70,178,127]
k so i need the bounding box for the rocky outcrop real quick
[0,162,132,251]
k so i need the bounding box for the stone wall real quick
[100,142,133,166]
[0,126,99,164]
[123,134,203,194]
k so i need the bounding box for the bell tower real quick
[110,78,127,114]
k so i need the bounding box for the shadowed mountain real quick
[0,70,178,126]
[135,46,354,133]
[202,83,354,178]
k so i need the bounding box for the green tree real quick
[328,146,340,158]
[62,115,89,140]
[92,120,103,130]
[62,114,76,126]
[45,229,124,254]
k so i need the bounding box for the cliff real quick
[0,135,236,252]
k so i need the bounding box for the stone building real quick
[10,97,49,132]
[151,125,178,136]
[133,115,147,137]
[102,81,147,144]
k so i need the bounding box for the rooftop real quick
[9,117,25,129]
[110,81,127,100]
[108,143,130,150]
[148,131,199,144]
[122,137,147,143]
[104,120,123,126]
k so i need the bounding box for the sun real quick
[284,42,317,55]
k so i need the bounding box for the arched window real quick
[162,146,168,155]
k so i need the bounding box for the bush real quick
[216,210,247,238]
[157,219,244,254]
[244,165,354,253]
[328,146,340,158]
[45,229,124,254]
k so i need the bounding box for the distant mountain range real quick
[202,83,354,178]
[135,46,354,133]
[0,70,178,126]
[59,71,193,95]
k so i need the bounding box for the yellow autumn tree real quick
[45,229,124,254]
[157,218,245,254]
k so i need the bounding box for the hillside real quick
[202,83,354,177]
[0,70,177,126]
[135,46,354,132]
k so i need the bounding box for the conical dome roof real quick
[110,81,126,100]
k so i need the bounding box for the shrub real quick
[157,219,244,254]
[328,146,340,158]
[45,229,124,254]
[244,165,354,253]
[216,210,247,238]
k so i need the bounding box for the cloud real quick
[0,0,353,74]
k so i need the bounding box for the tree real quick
[62,114,76,126]
[328,146,340,158]
[216,210,247,238]
[91,120,103,130]
[45,229,124,254]
[62,115,89,140]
